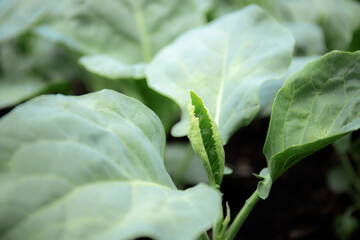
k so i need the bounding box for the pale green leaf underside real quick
[275,0,360,51]
[188,91,225,188]
[264,51,360,181]
[147,5,294,143]
[0,77,47,109]
[0,37,81,110]
[218,0,360,53]
[258,55,321,117]
[283,22,325,55]
[37,0,205,79]
[164,142,208,186]
[79,55,147,80]
[164,142,232,187]
[0,0,55,43]
[0,90,220,240]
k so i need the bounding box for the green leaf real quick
[85,77,179,134]
[79,55,147,80]
[283,22,326,55]
[263,51,360,181]
[147,5,294,143]
[194,0,216,14]
[164,142,208,187]
[188,91,225,189]
[0,77,47,109]
[327,167,351,193]
[335,208,360,240]
[258,55,321,117]
[0,37,80,109]
[333,133,352,154]
[217,0,360,53]
[36,0,206,79]
[0,90,220,240]
[264,0,360,51]
[164,142,232,188]
[0,0,55,43]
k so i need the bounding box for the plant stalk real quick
[200,232,210,240]
[224,189,260,240]
[338,150,360,193]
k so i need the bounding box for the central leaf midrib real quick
[132,2,152,62]
[214,34,229,124]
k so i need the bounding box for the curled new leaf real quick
[188,91,225,189]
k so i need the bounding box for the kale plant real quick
[0,1,360,239]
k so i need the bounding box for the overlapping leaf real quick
[0,38,78,109]
[0,90,220,240]
[264,51,360,181]
[36,0,207,79]
[0,0,55,43]
[258,55,321,117]
[147,5,294,143]
[217,0,360,53]
[274,0,360,51]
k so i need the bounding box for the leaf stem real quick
[337,149,360,193]
[224,189,260,240]
[200,232,210,240]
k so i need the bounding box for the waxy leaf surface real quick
[258,55,321,117]
[217,0,360,53]
[0,0,55,43]
[188,91,225,189]
[36,0,206,79]
[147,5,294,142]
[273,0,360,51]
[264,51,360,181]
[0,38,79,109]
[0,90,220,240]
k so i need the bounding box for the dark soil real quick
[221,118,359,240]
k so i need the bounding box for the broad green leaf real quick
[164,142,232,188]
[0,37,79,109]
[188,91,225,189]
[216,0,360,53]
[36,0,206,79]
[333,133,352,154]
[79,55,147,80]
[164,142,208,187]
[275,0,360,51]
[0,0,55,43]
[0,77,47,109]
[85,77,179,133]
[0,90,220,240]
[258,55,321,117]
[283,22,326,55]
[263,51,360,181]
[147,5,294,143]
[194,0,216,14]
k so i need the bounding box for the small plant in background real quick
[328,134,360,240]
[0,0,360,239]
